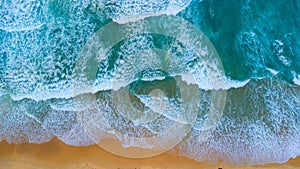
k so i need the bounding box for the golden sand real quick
[0,139,299,169]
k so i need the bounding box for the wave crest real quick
[101,0,192,23]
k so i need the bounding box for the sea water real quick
[0,0,299,165]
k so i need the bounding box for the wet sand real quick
[0,138,299,169]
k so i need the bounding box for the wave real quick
[1,0,300,165]
[2,73,299,102]
[0,76,299,165]
[2,18,227,101]
[101,0,192,23]
[176,76,300,165]
[225,78,250,89]
[0,24,45,32]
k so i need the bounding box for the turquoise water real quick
[0,0,299,166]
[179,0,300,82]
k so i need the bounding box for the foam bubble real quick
[75,16,226,95]
[225,78,250,89]
[1,0,104,101]
[0,98,53,144]
[79,87,200,157]
[272,40,293,67]
[42,110,95,146]
[176,77,300,165]
[49,94,96,112]
[101,0,192,24]
[0,0,48,32]
[0,76,299,164]
[266,68,280,75]
[292,71,300,85]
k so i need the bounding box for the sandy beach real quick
[0,138,299,169]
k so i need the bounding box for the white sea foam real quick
[101,0,192,24]
[7,76,257,102]
[0,0,48,33]
[292,71,300,85]
[294,78,300,85]
[0,24,45,32]
[266,67,279,75]
[176,77,300,165]
[225,78,251,89]
[1,77,299,165]
[49,94,96,112]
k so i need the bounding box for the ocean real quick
[0,0,299,166]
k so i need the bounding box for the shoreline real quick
[0,139,299,169]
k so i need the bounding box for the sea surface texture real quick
[0,0,300,166]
